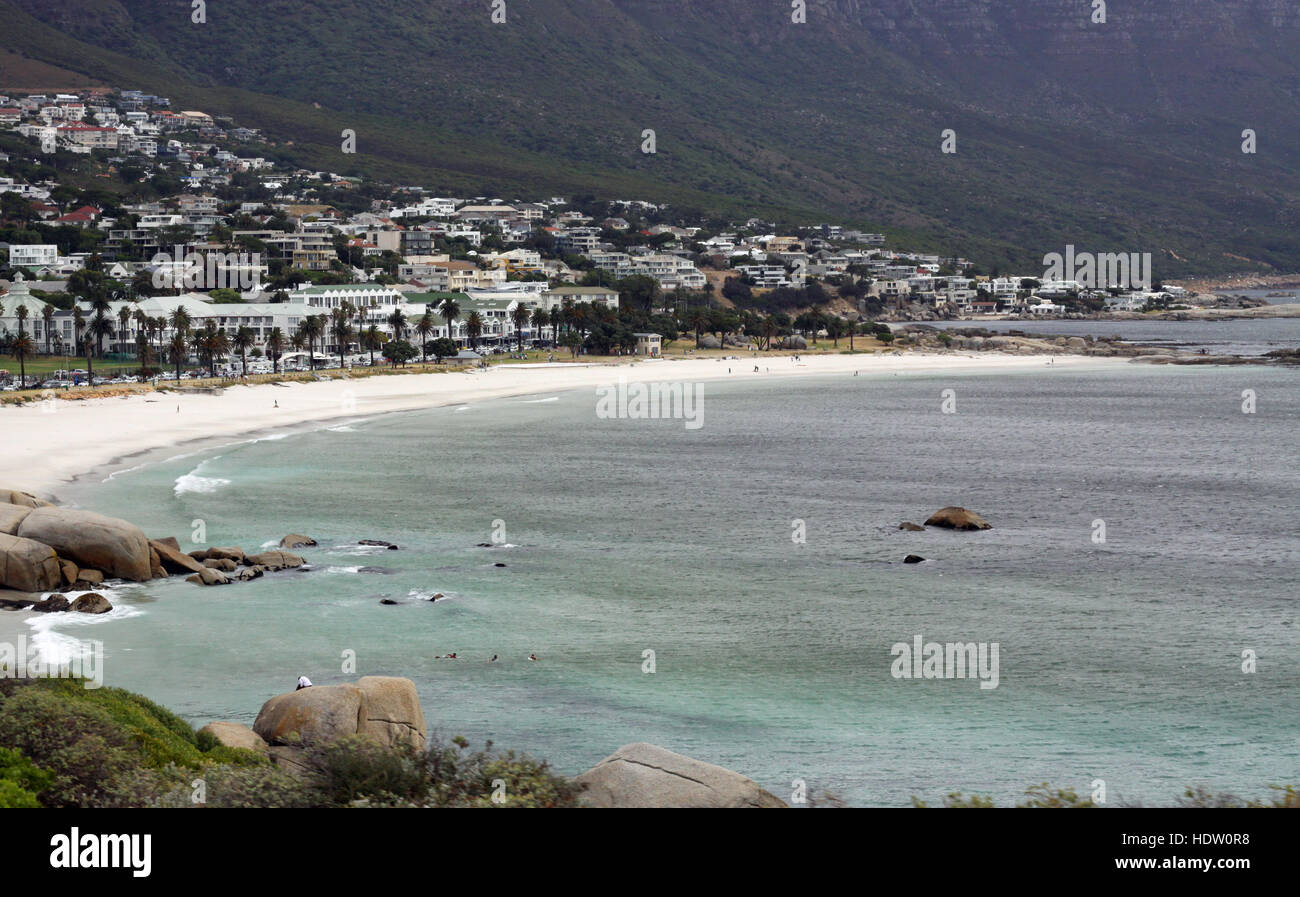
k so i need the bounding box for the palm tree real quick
[266,327,284,374]
[297,314,324,372]
[232,326,255,376]
[415,310,435,363]
[168,308,192,380]
[511,303,530,352]
[548,306,563,345]
[87,314,114,363]
[133,308,149,357]
[465,311,483,350]
[41,305,54,355]
[531,306,548,346]
[330,307,353,368]
[12,332,34,388]
[438,296,460,346]
[168,331,188,380]
[88,295,112,359]
[117,304,133,356]
[72,306,86,378]
[386,308,408,343]
[362,325,381,367]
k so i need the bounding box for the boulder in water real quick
[279,534,318,549]
[70,592,113,614]
[903,555,926,564]
[898,522,925,532]
[244,550,304,571]
[150,539,206,576]
[923,507,992,530]
[186,567,233,586]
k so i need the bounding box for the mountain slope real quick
[5,0,1299,275]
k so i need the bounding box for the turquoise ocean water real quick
[37,361,1300,806]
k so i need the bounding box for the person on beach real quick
[296,676,312,690]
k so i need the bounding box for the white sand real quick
[2,352,1123,497]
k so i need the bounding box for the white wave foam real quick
[174,473,231,496]
[327,425,356,432]
[520,396,559,404]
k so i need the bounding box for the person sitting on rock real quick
[296,675,313,690]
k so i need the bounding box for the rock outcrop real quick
[199,721,269,754]
[0,504,34,535]
[898,521,925,532]
[573,743,787,808]
[0,489,52,508]
[355,676,427,750]
[0,532,64,592]
[16,507,153,581]
[70,592,113,614]
[923,507,992,530]
[150,539,206,576]
[244,550,304,571]
[254,683,366,746]
[252,677,427,752]
[279,534,317,549]
[186,567,232,586]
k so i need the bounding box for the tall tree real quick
[438,296,460,346]
[465,311,483,349]
[232,326,255,376]
[266,327,284,374]
[415,310,435,363]
[511,303,530,351]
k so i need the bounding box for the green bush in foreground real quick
[0,679,579,807]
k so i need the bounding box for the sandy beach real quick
[2,352,1121,499]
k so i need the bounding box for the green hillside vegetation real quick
[3,0,1299,275]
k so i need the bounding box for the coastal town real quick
[0,86,1281,390]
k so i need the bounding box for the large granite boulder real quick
[191,546,248,564]
[16,507,153,581]
[186,567,232,586]
[31,594,71,613]
[253,684,366,746]
[0,532,64,592]
[356,676,427,749]
[150,539,206,576]
[253,677,428,752]
[244,550,304,571]
[199,721,269,755]
[279,534,318,549]
[0,504,33,535]
[70,592,113,614]
[778,335,808,350]
[923,507,992,530]
[573,743,787,808]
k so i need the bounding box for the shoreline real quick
[3,352,1128,500]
